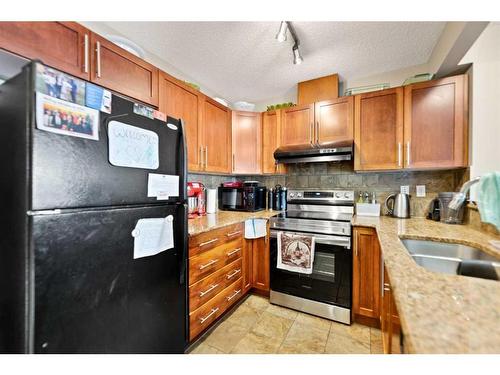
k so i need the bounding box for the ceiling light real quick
[293,45,303,65]
[275,21,288,42]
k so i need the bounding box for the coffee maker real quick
[187,182,206,218]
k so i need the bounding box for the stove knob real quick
[290,193,295,198]
[344,192,350,199]
[297,193,302,198]
[335,192,341,198]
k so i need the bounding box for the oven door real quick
[270,230,352,309]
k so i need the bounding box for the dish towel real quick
[277,232,315,274]
[244,219,267,239]
[477,172,500,230]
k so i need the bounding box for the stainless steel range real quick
[269,189,354,325]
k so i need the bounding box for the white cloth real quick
[244,218,267,239]
[277,232,315,274]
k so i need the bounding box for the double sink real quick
[401,239,500,281]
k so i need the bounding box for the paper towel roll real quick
[206,188,217,214]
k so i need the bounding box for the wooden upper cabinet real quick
[0,22,90,79]
[315,96,354,145]
[159,72,201,171]
[354,88,404,171]
[298,74,339,105]
[232,111,262,174]
[262,110,286,174]
[404,75,468,169]
[90,33,159,107]
[201,97,231,173]
[281,104,315,147]
[353,227,381,321]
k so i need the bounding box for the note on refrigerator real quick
[131,215,174,259]
[147,173,179,200]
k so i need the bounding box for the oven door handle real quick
[269,230,351,248]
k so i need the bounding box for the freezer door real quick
[31,93,187,210]
[31,204,187,353]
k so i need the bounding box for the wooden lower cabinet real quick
[189,278,243,340]
[252,235,270,292]
[243,239,253,293]
[352,227,381,325]
[188,222,270,341]
[381,266,401,354]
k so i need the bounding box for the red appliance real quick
[187,182,206,218]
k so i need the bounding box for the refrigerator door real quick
[31,92,187,211]
[31,204,187,353]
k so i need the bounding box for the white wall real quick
[460,22,500,201]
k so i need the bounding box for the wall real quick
[460,22,500,201]
[189,164,468,218]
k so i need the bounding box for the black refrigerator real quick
[0,62,188,353]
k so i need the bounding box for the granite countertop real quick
[353,216,500,353]
[188,210,279,236]
[188,210,500,353]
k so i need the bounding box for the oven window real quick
[222,190,242,207]
[312,252,335,282]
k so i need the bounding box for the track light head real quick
[293,45,303,65]
[276,21,288,42]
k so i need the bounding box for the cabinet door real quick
[202,97,231,173]
[232,111,261,174]
[404,75,468,169]
[353,227,381,320]
[281,104,315,147]
[243,239,253,293]
[354,88,404,171]
[262,110,286,174]
[315,96,354,145]
[159,72,201,171]
[90,33,159,106]
[0,22,90,79]
[252,234,270,292]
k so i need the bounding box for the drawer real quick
[189,223,244,257]
[189,277,243,341]
[189,239,243,285]
[189,258,243,312]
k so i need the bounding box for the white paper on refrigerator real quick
[131,215,174,259]
[108,120,159,169]
[147,173,179,199]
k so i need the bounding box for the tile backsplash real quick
[188,162,469,218]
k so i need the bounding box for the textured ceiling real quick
[103,22,446,104]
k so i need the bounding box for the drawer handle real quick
[199,259,219,270]
[226,248,241,257]
[226,289,241,302]
[199,238,218,248]
[199,307,219,324]
[226,269,241,280]
[226,230,242,238]
[199,283,219,297]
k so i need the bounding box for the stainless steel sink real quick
[401,239,500,280]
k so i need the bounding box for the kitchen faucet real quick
[447,177,481,217]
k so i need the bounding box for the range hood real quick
[274,140,353,164]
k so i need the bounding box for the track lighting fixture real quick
[276,21,303,65]
[292,44,303,65]
[275,21,288,42]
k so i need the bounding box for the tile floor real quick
[189,294,385,354]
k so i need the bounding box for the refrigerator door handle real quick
[178,118,188,200]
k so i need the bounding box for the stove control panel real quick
[287,189,354,203]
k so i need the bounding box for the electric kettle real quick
[384,193,411,218]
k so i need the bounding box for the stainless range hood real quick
[273,140,353,164]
